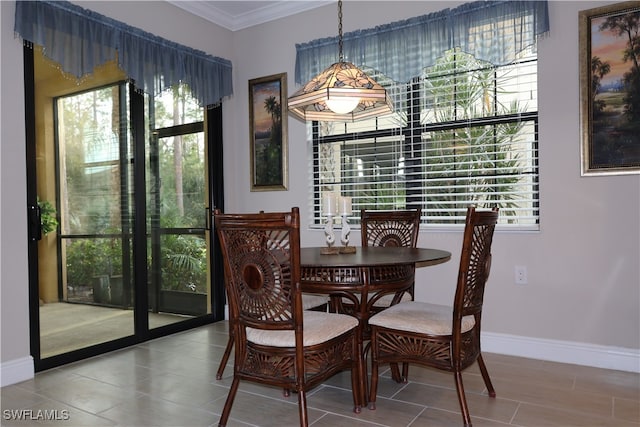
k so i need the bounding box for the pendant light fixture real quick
[287,0,393,122]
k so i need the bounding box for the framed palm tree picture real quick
[579,2,640,176]
[249,73,288,191]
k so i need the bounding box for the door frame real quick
[24,44,226,371]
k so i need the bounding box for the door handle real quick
[29,204,42,241]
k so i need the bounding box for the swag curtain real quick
[295,0,549,85]
[14,0,233,107]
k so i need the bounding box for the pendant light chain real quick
[287,0,392,121]
[338,0,344,62]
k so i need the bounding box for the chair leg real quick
[389,362,409,383]
[350,360,363,413]
[453,370,472,427]
[329,295,342,313]
[297,390,309,427]
[390,363,402,382]
[218,376,240,427]
[216,334,234,380]
[476,353,496,397]
[390,290,413,383]
[355,336,366,412]
[359,340,369,407]
[368,352,379,410]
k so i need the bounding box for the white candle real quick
[323,193,336,215]
[339,196,352,215]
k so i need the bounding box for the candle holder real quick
[321,213,340,255]
[339,214,356,253]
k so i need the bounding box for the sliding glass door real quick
[42,83,136,358]
[147,89,210,323]
[27,46,222,370]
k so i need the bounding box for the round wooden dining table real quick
[299,246,451,404]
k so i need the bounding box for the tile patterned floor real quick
[2,321,639,426]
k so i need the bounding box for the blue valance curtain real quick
[295,0,549,85]
[14,0,233,107]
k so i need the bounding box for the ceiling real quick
[167,1,334,31]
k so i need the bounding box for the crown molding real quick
[168,1,333,31]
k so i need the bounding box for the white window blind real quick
[310,45,539,230]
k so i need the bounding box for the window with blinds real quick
[311,45,539,230]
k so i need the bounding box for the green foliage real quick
[160,234,207,292]
[64,231,207,293]
[37,197,58,235]
[423,49,525,217]
[65,237,123,286]
[157,133,206,227]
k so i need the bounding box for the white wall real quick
[1,0,31,386]
[2,1,638,386]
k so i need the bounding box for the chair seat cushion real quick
[340,291,412,307]
[247,311,358,347]
[372,292,412,307]
[302,293,329,310]
[368,301,475,336]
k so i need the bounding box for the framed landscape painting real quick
[579,1,640,175]
[249,72,288,191]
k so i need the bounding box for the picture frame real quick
[249,72,289,191]
[579,2,640,176]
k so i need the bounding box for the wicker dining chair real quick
[215,208,328,381]
[332,209,421,314]
[360,208,421,309]
[214,207,362,427]
[368,206,499,427]
[331,208,421,383]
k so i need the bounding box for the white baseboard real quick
[482,331,640,373]
[1,356,34,387]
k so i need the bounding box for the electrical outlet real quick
[515,265,528,285]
